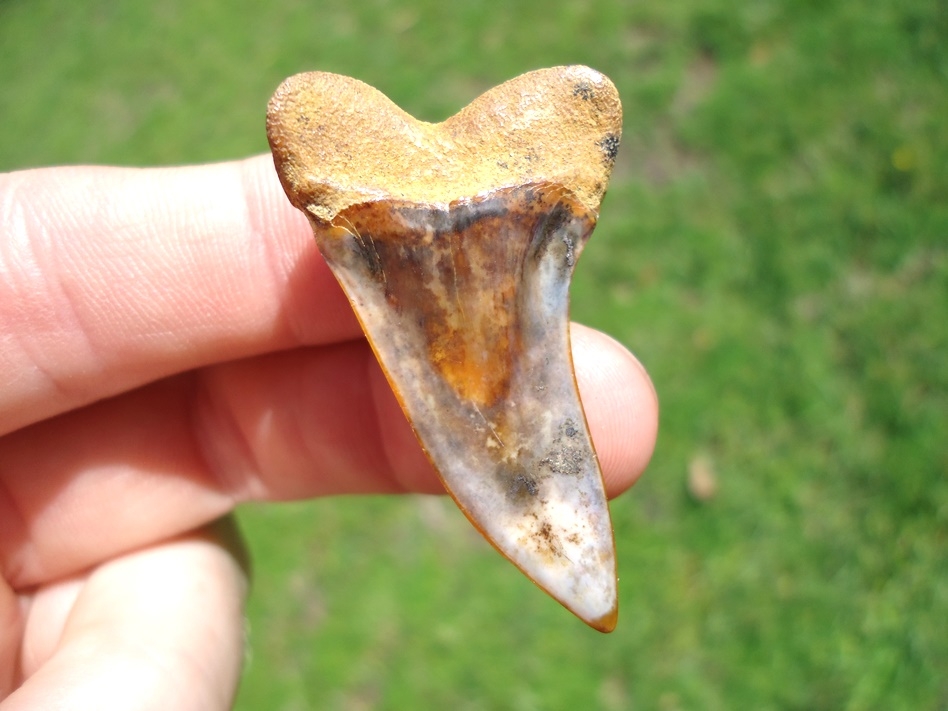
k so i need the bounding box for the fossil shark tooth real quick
[267,66,623,632]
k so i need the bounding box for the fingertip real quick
[571,324,659,498]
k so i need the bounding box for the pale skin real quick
[0,155,659,710]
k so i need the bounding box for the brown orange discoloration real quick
[325,186,593,410]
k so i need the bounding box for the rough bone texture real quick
[267,66,622,220]
[267,67,622,632]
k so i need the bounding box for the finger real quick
[2,519,248,711]
[0,576,21,699]
[0,157,360,436]
[0,325,658,588]
[571,325,659,497]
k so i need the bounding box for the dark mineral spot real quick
[538,521,554,541]
[539,420,587,477]
[561,234,575,267]
[540,448,584,477]
[572,81,594,101]
[534,520,565,558]
[598,134,620,164]
[510,473,540,497]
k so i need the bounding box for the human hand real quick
[0,156,658,709]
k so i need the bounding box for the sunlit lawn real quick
[2,0,946,708]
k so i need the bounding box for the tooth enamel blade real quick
[267,66,622,631]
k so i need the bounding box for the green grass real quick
[2,0,946,708]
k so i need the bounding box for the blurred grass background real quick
[2,0,946,708]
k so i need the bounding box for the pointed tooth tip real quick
[587,604,619,633]
[549,564,617,632]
